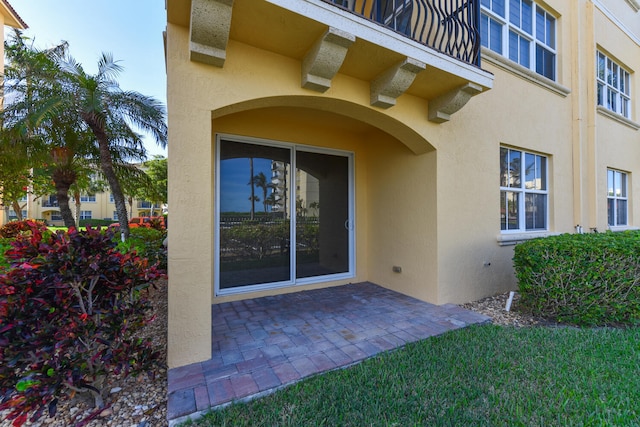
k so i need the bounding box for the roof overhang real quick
[1,0,27,29]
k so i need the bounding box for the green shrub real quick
[78,218,113,228]
[513,231,640,326]
[117,227,167,272]
[220,221,289,261]
[0,222,163,425]
[0,238,11,272]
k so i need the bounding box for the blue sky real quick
[221,158,273,213]
[10,0,168,158]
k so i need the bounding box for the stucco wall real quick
[166,0,640,367]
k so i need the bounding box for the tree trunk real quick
[52,168,77,228]
[11,200,23,220]
[84,115,130,240]
[73,190,81,226]
[250,158,255,220]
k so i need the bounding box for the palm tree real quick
[70,170,108,225]
[0,32,95,228]
[251,171,273,214]
[1,33,167,235]
[57,53,167,238]
[248,158,255,220]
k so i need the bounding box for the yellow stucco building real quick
[4,191,161,227]
[0,0,26,87]
[165,0,640,369]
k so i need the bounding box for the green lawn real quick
[182,324,640,426]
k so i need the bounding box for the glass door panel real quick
[217,137,353,293]
[218,140,291,289]
[295,151,350,279]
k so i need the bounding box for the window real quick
[113,211,119,221]
[607,169,628,226]
[109,193,114,203]
[8,209,27,220]
[481,0,556,80]
[597,52,631,119]
[80,194,96,203]
[80,210,92,220]
[500,147,548,232]
[377,0,413,35]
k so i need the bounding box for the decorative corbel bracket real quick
[302,27,355,93]
[189,0,234,67]
[370,58,426,108]
[428,82,483,123]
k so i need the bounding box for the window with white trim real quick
[80,194,96,203]
[481,0,556,80]
[500,147,548,231]
[8,209,27,220]
[80,210,92,220]
[113,211,119,221]
[109,193,114,203]
[607,169,628,226]
[597,52,631,119]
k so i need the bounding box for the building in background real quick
[165,0,639,388]
[14,191,162,226]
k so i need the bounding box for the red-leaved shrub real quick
[0,221,164,426]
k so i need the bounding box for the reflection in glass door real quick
[295,151,350,279]
[216,137,353,294]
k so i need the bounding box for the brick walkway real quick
[167,282,490,425]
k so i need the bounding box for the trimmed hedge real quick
[513,232,640,326]
[78,218,114,227]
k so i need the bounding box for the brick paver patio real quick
[167,282,490,425]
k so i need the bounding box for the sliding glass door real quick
[216,136,354,294]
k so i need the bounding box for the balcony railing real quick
[326,0,480,66]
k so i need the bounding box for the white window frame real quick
[607,169,628,227]
[597,51,632,119]
[500,147,549,233]
[80,210,92,220]
[80,194,96,203]
[481,0,557,80]
[8,209,27,219]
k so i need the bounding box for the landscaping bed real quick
[14,279,167,427]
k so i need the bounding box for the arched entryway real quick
[211,98,437,297]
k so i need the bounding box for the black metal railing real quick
[327,0,480,66]
[42,196,58,208]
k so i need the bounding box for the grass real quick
[181,324,640,426]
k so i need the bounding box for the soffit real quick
[1,0,27,29]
